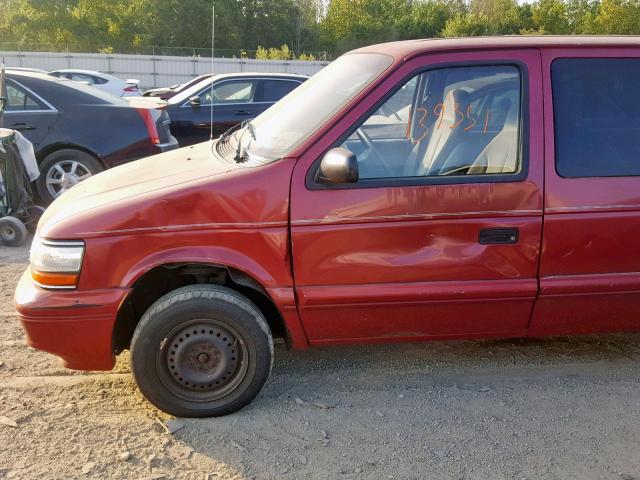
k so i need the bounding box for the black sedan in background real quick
[143,74,215,100]
[2,71,178,202]
[165,73,307,146]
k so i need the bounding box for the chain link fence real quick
[0,42,330,60]
[0,49,330,90]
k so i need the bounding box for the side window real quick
[91,75,108,85]
[70,73,96,85]
[5,82,46,111]
[257,80,300,102]
[552,58,640,177]
[339,65,522,181]
[201,80,255,105]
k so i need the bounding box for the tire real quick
[36,149,104,203]
[0,216,28,247]
[131,285,274,417]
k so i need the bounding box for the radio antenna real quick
[209,3,215,141]
[0,58,5,128]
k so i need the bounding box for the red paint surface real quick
[15,37,640,371]
[15,270,129,370]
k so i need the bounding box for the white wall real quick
[1,51,329,90]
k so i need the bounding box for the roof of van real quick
[355,35,640,59]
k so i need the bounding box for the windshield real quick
[237,53,393,162]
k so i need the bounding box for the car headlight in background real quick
[30,235,85,289]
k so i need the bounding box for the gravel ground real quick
[1,242,640,479]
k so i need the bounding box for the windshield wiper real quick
[246,121,256,141]
[219,122,243,144]
[234,120,257,163]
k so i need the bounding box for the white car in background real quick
[4,67,48,74]
[48,69,141,97]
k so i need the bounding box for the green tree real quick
[531,0,570,34]
[395,0,465,39]
[565,0,598,32]
[595,0,640,34]
[469,0,523,34]
[441,13,491,37]
[321,0,411,53]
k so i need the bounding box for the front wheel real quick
[131,285,274,417]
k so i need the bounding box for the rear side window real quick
[5,81,47,111]
[256,80,300,102]
[552,58,640,177]
[70,73,96,85]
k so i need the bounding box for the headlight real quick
[30,235,85,289]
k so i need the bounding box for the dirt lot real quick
[2,242,640,480]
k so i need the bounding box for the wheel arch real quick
[36,143,105,168]
[112,261,294,356]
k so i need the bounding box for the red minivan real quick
[14,36,640,417]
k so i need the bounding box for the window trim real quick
[306,60,530,190]
[551,57,640,179]
[3,78,58,114]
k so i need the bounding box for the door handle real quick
[12,123,35,131]
[235,110,252,116]
[478,228,519,245]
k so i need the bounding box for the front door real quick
[172,79,258,145]
[290,50,544,344]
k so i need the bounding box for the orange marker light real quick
[31,268,79,288]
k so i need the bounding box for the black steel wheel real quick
[0,216,28,247]
[158,320,247,402]
[131,285,273,417]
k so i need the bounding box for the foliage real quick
[255,44,293,60]
[297,52,316,61]
[2,0,640,59]
[531,0,571,34]
[256,44,316,60]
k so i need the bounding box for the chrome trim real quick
[40,239,85,247]
[2,110,57,115]
[291,209,542,226]
[32,279,77,290]
[78,221,288,236]
[546,204,640,213]
[76,209,540,236]
[180,101,278,108]
[5,78,58,112]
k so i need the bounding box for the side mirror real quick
[189,95,201,107]
[317,147,359,184]
[0,97,5,114]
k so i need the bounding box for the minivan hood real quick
[38,142,293,239]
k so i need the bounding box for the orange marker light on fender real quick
[31,268,79,288]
